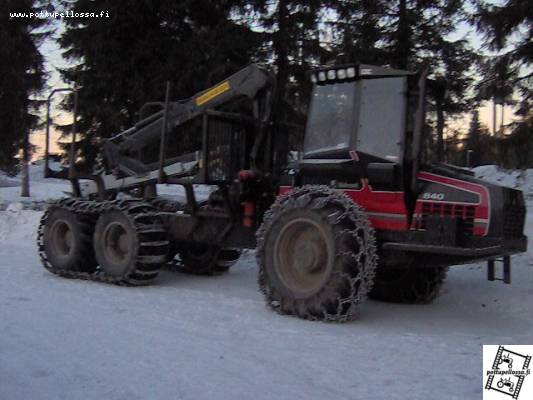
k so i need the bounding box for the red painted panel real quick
[278,171,491,236]
[279,182,409,231]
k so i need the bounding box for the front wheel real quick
[257,186,377,322]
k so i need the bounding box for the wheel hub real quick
[273,217,332,297]
[103,222,129,263]
[50,220,74,257]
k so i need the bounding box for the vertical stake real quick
[158,81,171,183]
[68,90,78,180]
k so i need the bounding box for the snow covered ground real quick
[0,164,532,400]
[0,161,70,210]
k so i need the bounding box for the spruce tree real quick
[382,0,477,162]
[237,1,325,110]
[329,0,389,65]
[0,0,49,175]
[476,0,532,70]
[476,0,532,150]
[58,0,260,166]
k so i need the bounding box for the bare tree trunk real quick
[20,129,30,197]
[274,0,289,105]
[436,100,445,162]
[492,99,497,135]
[500,104,505,134]
[396,0,410,69]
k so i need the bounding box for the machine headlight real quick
[346,67,356,78]
[327,70,336,80]
[337,69,346,79]
[318,71,327,82]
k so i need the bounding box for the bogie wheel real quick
[93,203,169,285]
[369,264,447,304]
[257,186,377,322]
[39,207,97,273]
[178,245,240,275]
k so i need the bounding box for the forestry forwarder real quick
[38,63,527,322]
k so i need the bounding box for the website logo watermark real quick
[484,345,532,399]
[10,10,110,20]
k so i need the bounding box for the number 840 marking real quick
[422,192,445,201]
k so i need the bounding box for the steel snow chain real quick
[37,198,169,286]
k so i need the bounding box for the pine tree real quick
[0,0,49,177]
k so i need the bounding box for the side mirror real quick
[367,162,396,186]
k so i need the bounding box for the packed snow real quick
[0,164,532,400]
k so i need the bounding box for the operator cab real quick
[304,64,415,165]
[299,64,425,192]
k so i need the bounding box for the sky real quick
[31,2,518,159]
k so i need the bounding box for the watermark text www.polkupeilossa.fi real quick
[9,10,110,19]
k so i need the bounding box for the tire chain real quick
[37,197,169,286]
[147,198,183,213]
[146,197,186,273]
[256,185,378,322]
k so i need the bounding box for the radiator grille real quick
[503,205,525,238]
[416,202,475,235]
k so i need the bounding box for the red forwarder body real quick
[280,172,489,234]
[279,168,526,272]
[282,63,528,279]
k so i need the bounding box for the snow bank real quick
[0,204,41,244]
[473,165,533,199]
[0,160,70,208]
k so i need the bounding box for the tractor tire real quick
[39,207,97,273]
[256,186,377,322]
[93,204,168,285]
[369,265,447,304]
[178,245,240,275]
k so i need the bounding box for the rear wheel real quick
[369,264,447,304]
[93,203,168,285]
[40,207,97,273]
[257,186,377,322]
[94,211,137,277]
